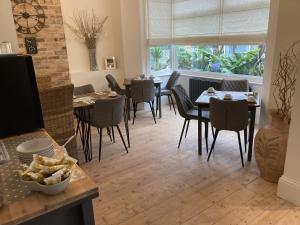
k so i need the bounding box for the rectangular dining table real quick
[73,92,130,162]
[195,91,260,161]
[124,78,163,119]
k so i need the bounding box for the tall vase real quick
[254,110,290,183]
[88,48,98,71]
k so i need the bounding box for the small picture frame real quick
[105,57,116,70]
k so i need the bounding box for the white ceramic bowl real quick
[22,175,71,195]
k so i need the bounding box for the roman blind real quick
[146,0,270,45]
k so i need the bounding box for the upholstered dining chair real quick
[156,71,180,115]
[221,79,250,92]
[221,79,251,151]
[171,85,210,152]
[131,79,156,124]
[73,84,113,142]
[106,74,127,96]
[207,98,249,167]
[88,95,128,161]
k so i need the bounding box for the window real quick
[149,46,171,73]
[149,44,266,77]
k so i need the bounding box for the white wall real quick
[273,0,300,206]
[0,0,18,53]
[60,0,125,89]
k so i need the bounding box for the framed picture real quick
[105,57,116,70]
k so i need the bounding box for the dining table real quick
[0,129,99,225]
[124,78,163,119]
[195,91,261,161]
[73,91,130,162]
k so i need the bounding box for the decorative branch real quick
[65,10,108,49]
[272,40,300,122]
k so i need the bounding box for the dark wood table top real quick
[195,91,261,108]
[123,78,163,86]
[73,91,116,109]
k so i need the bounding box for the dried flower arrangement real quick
[272,40,300,123]
[66,10,108,49]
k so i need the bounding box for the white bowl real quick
[22,175,71,195]
[17,138,53,154]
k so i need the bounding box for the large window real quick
[150,45,265,77]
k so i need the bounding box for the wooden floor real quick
[77,106,300,225]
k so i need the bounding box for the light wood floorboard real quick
[76,105,300,225]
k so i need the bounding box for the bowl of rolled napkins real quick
[17,154,77,195]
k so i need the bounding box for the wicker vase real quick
[88,48,98,71]
[254,110,290,183]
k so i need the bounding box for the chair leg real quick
[112,126,115,143]
[244,128,247,152]
[149,101,157,124]
[107,127,113,142]
[178,119,187,148]
[207,129,219,161]
[156,96,159,116]
[169,94,176,115]
[116,125,128,153]
[205,121,209,153]
[167,95,172,111]
[132,101,137,125]
[98,128,103,161]
[211,125,215,138]
[237,131,245,167]
[184,120,190,138]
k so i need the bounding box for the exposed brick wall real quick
[11,0,70,88]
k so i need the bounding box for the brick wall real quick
[11,0,70,88]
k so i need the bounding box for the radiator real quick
[189,78,223,103]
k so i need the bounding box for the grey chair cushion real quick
[156,88,171,96]
[186,109,210,121]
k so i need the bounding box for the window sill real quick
[151,70,263,85]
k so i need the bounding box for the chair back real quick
[89,95,124,128]
[166,71,180,90]
[74,84,94,96]
[221,79,249,92]
[106,74,123,94]
[131,80,155,102]
[209,98,249,131]
[171,85,194,119]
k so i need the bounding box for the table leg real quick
[198,105,202,155]
[158,84,162,118]
[247,108,256,161]
[125,87,131,120]
[124,103,130,148]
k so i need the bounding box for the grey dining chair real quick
[74,84,95,96]
[221,79,251,151]
[156,71,180,115]
[106,74,127,96]
[73,84,113,142]
[221,79,249,92]
[207,98,249,167]
[171,85,210,152]
[131,79,156,124]
[88,95,128,161]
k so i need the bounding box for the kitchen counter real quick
[0,130,99,225]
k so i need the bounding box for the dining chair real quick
[88,95,128,161]
[156,71,180,115]
[171,85,210,152]
[105,74,127,96]
[221,79,251,151]
[131,79,156,124]
[207,98,249,167]
[74,84,95,96]
[221,79,249,92]
[73,84,113,142]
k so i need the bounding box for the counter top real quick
[0,130,99,225]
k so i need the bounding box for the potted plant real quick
[254,41,300,183]
[66,10,108,71]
